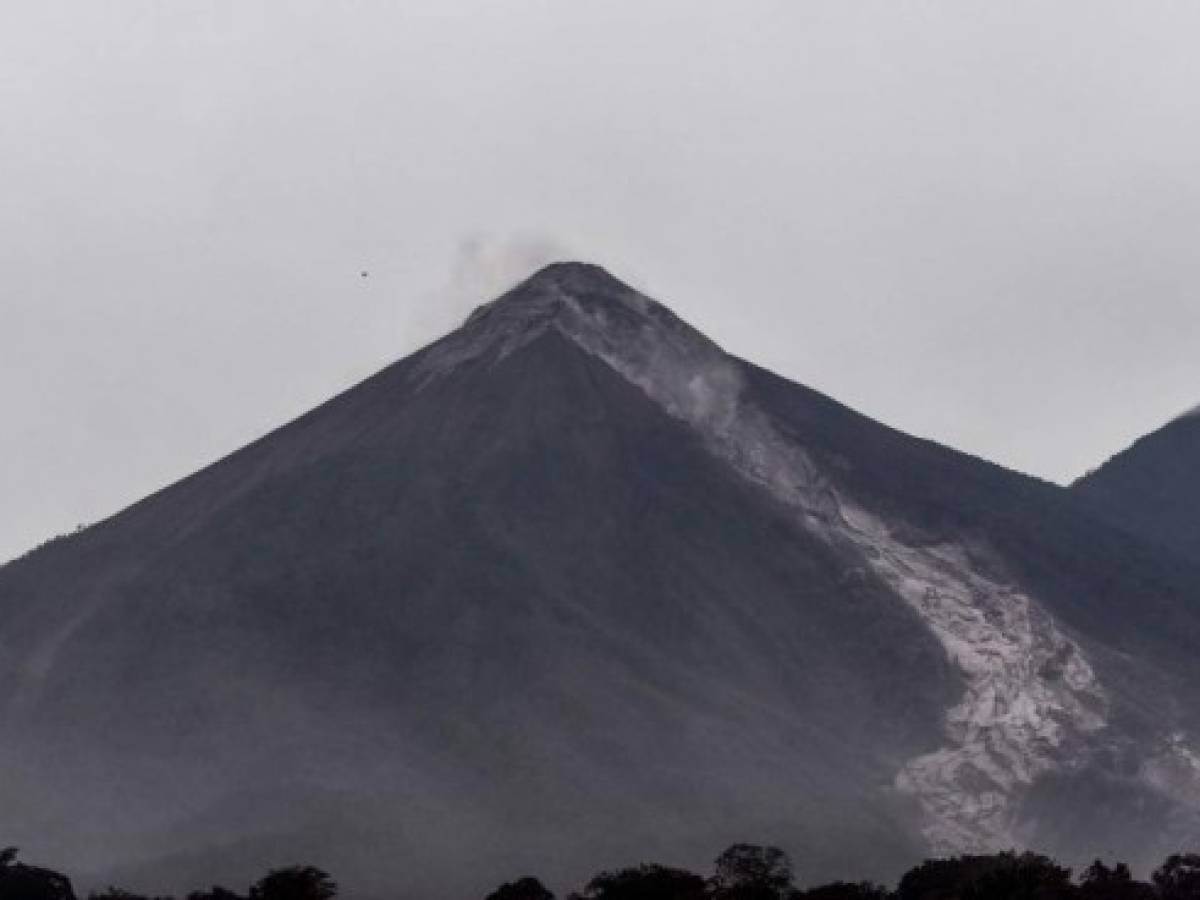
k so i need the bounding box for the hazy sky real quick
[4,2,1200,562]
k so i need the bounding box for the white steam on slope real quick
[444,236,574,309]
[399,235,578,356]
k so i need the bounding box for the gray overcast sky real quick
[4,1,1199,562]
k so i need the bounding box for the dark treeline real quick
[0,850,335,900]
[5,844,1200,900]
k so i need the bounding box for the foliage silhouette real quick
[1078,860,1156,900]
[795,882,890,900]
[576,863,707,900]
[0,847,77,900]
[1152,855,1200,900]
[485,876,556,900]
[185,888,244,900]
[711,845,795,900]
[247,867,336,900]
[88,888,174,900]
[896,851,1075,900]
[7,840,1200,900]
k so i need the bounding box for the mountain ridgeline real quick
[1071,409,1200,563]
[1,263,1198,899]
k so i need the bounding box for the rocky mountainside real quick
[2,264,1199,898]
[1072,409,1200,563]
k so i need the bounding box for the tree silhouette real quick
[248,867,336,900]
[1078,859,1154,900]
[88,889,166,900]
[897,852,1072,900]
[0,847,77,900]
[578,863,706,900]
[485,876,555,900]
[711,844,795,900]
[1152,854,1200,900]
[186,887,244,900]
[12,840,1200,900]
[796,882,890,900]
[963,852,1074,900]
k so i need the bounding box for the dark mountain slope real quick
[0,311,950,896]
[1072,410,1200,563]
[746,365,1200,702]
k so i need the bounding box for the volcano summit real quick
[3,264,1199,898]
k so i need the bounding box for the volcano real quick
[3,263,1200,898]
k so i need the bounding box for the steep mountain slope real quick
[1072,409,1200,563]
[2,264,1199,897]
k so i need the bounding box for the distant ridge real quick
[1072,406,1200,562]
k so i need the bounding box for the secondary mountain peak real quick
[1072,405,1200,561]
